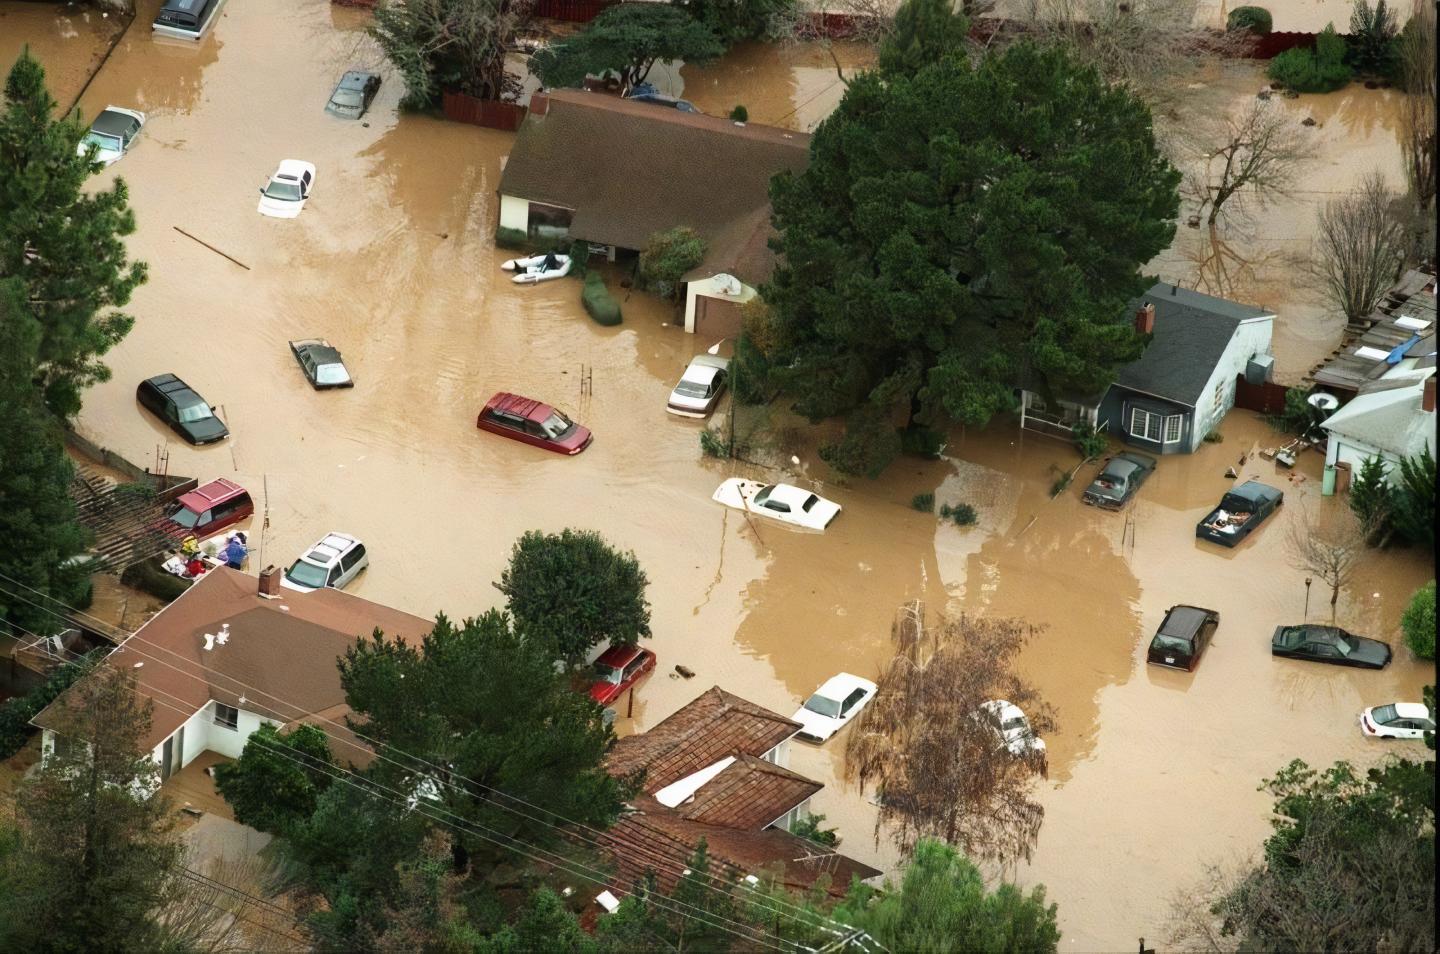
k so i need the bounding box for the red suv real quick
[477,392,592,455]
[163,478,254,542]
[588,645,656,706]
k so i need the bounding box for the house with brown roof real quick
[496,89,810,338]
[594,687,880,904]
[32,567,432,782]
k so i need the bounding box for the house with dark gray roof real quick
[1019,283,1275,454]
[496,89,810,338]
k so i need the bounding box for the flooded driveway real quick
[14,0,1430,947]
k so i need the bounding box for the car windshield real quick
[753,485,775,505]
[1277,627,1305,648]
[167,505,201,529]
[177,402,214,423]
[804,694,842,718]
[316,364,350,385]
[265,179,303,201]
[540,412,573,439]
[84,131,121,152]
[594,663,622,685]
[285,559,328,588]
[332,89,364,107]
[1333,637,1353,656]
[674,379,711,398]
[1152,633,1192,652]
[1001,717,1027,733]
[1371,704,1398,724]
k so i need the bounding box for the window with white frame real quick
[1130,407,1184,444]
[214,702,239,731]
[1164,414,1183,444]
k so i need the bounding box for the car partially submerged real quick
[978,700,1046,757]
[666,355,729,418]
[1082,452,1156,510]
[1360,702,1435,740]
[1196,480,1283,547]
[588,645,657,707]
[477,392,593,455]
[1147,604,1220,671]
[78,107,146,166]
[258,160,316,218]
[282,532,368,593]
[136,373,228,445]
[159,478,253,543]
[712,479,840,531]
[1272,624,1392,669]
[792,673,877,743]
[325,71,381,119]
[289,339,353,389]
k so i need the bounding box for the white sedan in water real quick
[1360,702,1435,740]
[979,700,1046,757]
[257,159,316,218]
[77,106,146,166]
[792,673,877,743]
[711,479,840,530]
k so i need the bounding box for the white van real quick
[281,533,369,593]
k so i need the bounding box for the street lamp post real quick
[707,336,736,458]
[1304,576,1312,621]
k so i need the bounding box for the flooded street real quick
[0,0,123,110]
[10,0,1431,948]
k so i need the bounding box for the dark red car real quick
[588,645,656,706]
[160,478,253,542]
[477,392,592,455]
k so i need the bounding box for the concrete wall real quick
[683,274,757,334]
[498,194,529,233]
[1192,317,1274,447]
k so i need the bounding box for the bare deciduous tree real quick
[1184,99,1315,225]
[155,854,306,952]
[1397,0,1436,212]
[845,602,1054,862]
[1312,172,1408,323]
[1284,503,1370,620]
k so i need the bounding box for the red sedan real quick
[589,645,656,706]
[477,392,592,455]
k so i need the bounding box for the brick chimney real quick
[529,91,549,117]
[1424,375,1436,413]
[258,565,281,598]
[1135,303,1156,335]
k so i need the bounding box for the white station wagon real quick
[712,479,840,531]
[792,673,877,743]
[281,532,368,592]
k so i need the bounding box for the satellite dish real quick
[1307,392,1340,411]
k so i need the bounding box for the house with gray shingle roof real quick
[1019,283,1275,454]
[496,89,810,337]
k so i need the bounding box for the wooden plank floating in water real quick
[173,227,251,270]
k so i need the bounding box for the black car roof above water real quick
[1159,605,1211,639]
[298,343,343,364]
[92,110,138,137]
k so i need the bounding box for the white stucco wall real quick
[148,702,279,772]
[1324,433,1399,478]
[498,194,530,233]
[1192,316,1274,448]
[683,274,758,334]
[762,736,793,769]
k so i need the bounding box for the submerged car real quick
[1272,624,1392,669]
[1082,451,1156,510]
[77,107,146,166]
[978,700,1046,757]
[325,71,381,119]
[160,478,252,543]
[666,355,729,418]
[258,160,316,218]
[1147,604,1220,672]
[1360,702,1435,740]
[588,645,657,707]
[712,479,841,531]
[136,374,228,445]
[1196,480,1283,547]
[152,0,226,40]
[792,673,877,743]
[281,532,368,593]
[477,392,592,455]
[289,339,353,389]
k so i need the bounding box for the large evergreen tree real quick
[751,43,1180,476]
[0,279,90,637]
[877,0,971,77]
[0,666,181,952]
[529,4,725,91]
[0,50,146,420]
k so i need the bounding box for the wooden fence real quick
[441,91,528,132]
[1233,374,1291,414]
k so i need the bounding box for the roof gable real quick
[678,755,822,830]
[1321,370,1436,458]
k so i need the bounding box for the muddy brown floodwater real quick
[8,0,1430,948]
[0,0,124,110]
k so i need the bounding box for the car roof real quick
[338,71,378,89]
[595,644,649,668]
[813,673,874,699]
[764,484,817,506]
[91,109,139,136]
[679,364,721,386]
[1392,702,1432,719]
[276,159,313,177]
[980,699,1024,720]
[487,392,555,423]
[176,477,246,511]
[302,533,358,566]
[1159,605,1211,638]
[1103,459,1141,478]
[296,341,344,364]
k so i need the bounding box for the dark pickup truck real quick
[1195,480,1283,547]
[1082,452,1157,510]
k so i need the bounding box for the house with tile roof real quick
[1019,283,1276,454]
[32,566,432,782]
[595,687,881,903]
[496,89,810,338]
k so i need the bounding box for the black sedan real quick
[325,71,381,119]
[136,374,228,445]
[289,339,353,389]
[1272,624,1392,669]
[1083,452,1156,509]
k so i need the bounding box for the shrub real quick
[1203,429,1225,443]
[729,104,748,122]
[1401,581,1435,659]
[566,240,589,279]
[495,226,529,250]
[581,272,622,326]
[1050,473,1072,498]
[1346,0,1400,78]
[1269,25,1352,92]
[790,812,839,847]
[1269,387,1324,438]
[637,226,706,291]
[911,492,935,512]
[1071,421,1107,460]
[900,426,946,459]
[120,560,192,603]
[1228,5,1273,33]
[939,502,977,526]
[699,429,727,458]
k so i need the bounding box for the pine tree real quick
[1347,454,1393,536]
[0,666,181,952]
[0,50,146,419]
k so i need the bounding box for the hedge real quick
[581,272,622,326]
[1227,6,1272,34]
[121,559,193,603]
[1401,581,1435,660]
[1268,25,1352,92]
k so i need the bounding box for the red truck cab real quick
[588,645,656,706]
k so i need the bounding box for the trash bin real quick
[1322,464,1336,495]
